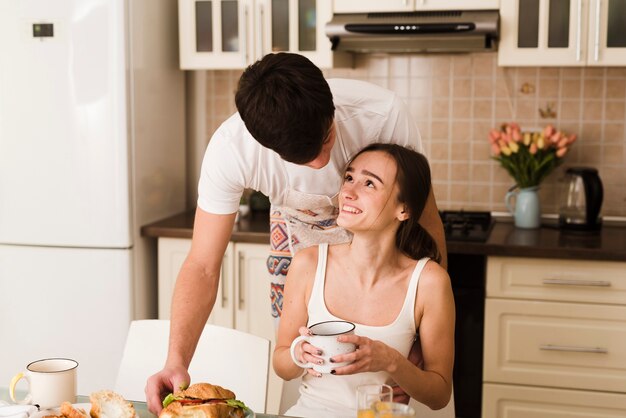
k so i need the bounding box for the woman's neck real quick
[343,231,405,285]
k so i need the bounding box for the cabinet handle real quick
[594,0,601,61]
[576,0,583,61]
[238,252,245,310]
[542,278,612,287]
[540,344,608,354]
[220,263,227,307]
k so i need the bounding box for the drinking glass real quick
[356,384,393,418]
[373,401,416,418]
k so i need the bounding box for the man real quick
[145,52,446,414]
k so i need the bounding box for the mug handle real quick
[290,335,313,369]
[9,372,33,405]
[505,190,517,215]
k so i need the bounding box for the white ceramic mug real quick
[290,320,356,374]
[9,358,78,409]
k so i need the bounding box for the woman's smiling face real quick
[337,150,406,232]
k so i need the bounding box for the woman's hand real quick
[294,326,325,377]
[329,334,398,375]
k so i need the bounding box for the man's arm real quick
[145,208,236,414]
[420,187,447,269]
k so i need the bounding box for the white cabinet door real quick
[483,383,626,418]
[333,0,497,13]
[180,0,332,69]
[499,0,588,66]
[333,0,415,13]
[157,238,234,328]
[179,0,253,69]
[587,0,626,65]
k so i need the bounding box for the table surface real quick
[0,389,290,418]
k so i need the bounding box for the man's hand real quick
[392,335,423,404]
[145,366,190,415]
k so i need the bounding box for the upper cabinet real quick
[179,0,333,69]
[332,0,499,13]
[499,0,626,66]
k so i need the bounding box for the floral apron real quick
[267,189,352,324]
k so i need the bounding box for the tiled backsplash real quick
[203,53,626,217]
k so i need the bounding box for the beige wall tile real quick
[470,185,492,203]
[451,142,471,161]
[539,68,560,78]
[388,55,409,77]
[561,79,582,98]
[451,121,472,142]
[451,163,470,181]
[450,184,470,202]
[538,78,560,98]
[409,78,432,97]
[409,98,430,120]
[516,99,536,120]
[472,141,491,161]
[431,121,449,140]
[473,100,493,119]
[431,56,452,76]
[389,77,410,98]
[453,56,472,77]
[432,79,450,97]
[495,100,514,120]
[409,56,433,77]
[581,123,602,141]
[607,68,626,78]
[606,79,626,99]
[582,101,603,120]
[430,141,450,160]
[605,123,625,141]
[471,163,492,183]
[452,100,472,119]
[584,68,605,78]
[603,144,624,165]
[583,79,604,99]
[472,54,495,78]
[453,79,472,97]
[473,78,495,98]
[560,100,581,120]
[562,68,582,78]
[431,162,449,181]
[605,101,626,121]
[432,99,450,119]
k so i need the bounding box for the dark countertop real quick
[142,211,626,262]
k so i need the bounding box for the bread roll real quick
[89,390,138,418]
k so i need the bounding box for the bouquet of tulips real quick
[488,122,576,188]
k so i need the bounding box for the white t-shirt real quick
[197,78,422,214]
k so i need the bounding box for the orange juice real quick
[357,409,376,418]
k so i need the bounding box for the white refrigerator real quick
[0,0,186,394]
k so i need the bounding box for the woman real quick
[273,143,455,418]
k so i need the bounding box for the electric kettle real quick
[558,167,603,231]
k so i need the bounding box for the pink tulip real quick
[501,133,511,143]
[550,132,562,143]
[505,125,512,136]
[558,137,569,148]
[491,143,501,155]
[567,134,577,144]
[556,147,568,157]
[529,143,538,154]
[543,124,555,137]
[510,122,520,131]
[512,130,522,142]
[489,129,501,141]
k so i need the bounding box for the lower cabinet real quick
[483,256,626,417]
[157,238,282,414]
[483,383,626,417]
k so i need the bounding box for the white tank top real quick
[285,243,429,418]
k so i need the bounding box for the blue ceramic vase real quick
[505,186,541,229]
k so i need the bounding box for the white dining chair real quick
[114,320,271,413]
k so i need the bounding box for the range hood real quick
[325,10,499,53]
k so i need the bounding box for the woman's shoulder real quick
[418,259,451,290]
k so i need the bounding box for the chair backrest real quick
[114,320,270,413]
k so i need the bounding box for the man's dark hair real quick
[235,53,335,164]
[348,143,442,264]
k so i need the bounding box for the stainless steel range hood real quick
[325,10,499,54]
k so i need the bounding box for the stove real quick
[440,210,494,242]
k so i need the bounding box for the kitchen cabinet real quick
[178,0,333,69]
[499,0,626,66]
[157,238,282,414]
[332,0,499,13]
[482,256,626,417]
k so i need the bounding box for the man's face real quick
[303,121,336,169]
